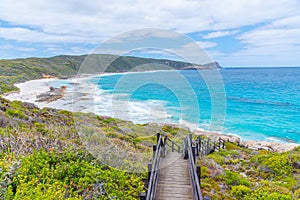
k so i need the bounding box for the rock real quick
[259,165,271,173]
[23,102,37,109]
[36,86,66,103]
[244,140,300,153]
[203,196,211,200]
[0,106,6,112]
[193,129,300,153]
[292,161,300,169]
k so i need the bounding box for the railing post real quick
[164,136,168,146]
[192,146,196,164]
[213,141,216,151]
[146,162,152,189]
[163,136,167,157]
[195,140,199,156]
[153,145,157,159]
[172,141,174,152]
[198,136,201,150]
[139,193,146,200]
[153,145,157,152]
[196,165,201,185]
[183,139,188,159]
[156,133,160,143]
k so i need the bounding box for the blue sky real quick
[0,0,300,67]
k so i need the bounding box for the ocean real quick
[49,67,300,144]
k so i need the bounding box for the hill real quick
[0,54,221,94]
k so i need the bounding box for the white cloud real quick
[203,30,239,39]
[0,0,299,43]
[219,27,300,66]
[195,41,217,49]
[0,0,300,65]
[17,47,35,52]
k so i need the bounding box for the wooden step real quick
[155,152,193,200]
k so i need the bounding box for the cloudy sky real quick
[0,0,300,67]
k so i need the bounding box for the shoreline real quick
[3,75,299,152]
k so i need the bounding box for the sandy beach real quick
[3,77,300,152]
[4,78,58,108]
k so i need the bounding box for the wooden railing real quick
[140,133,182,199]
[140,133,164,200]
[140,133,226,200]
[195,136,226,157]
[165,136,181,153]
[183,134,202,200]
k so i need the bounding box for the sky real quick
[0,0,300,67]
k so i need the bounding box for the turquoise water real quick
[51,67,300,143]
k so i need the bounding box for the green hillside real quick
[0,54,220,94]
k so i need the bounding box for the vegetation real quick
[198,142,300,199]
[0,97,193,199]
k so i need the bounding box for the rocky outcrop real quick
[180,62,221,70]
[193,130,300,152]
[36,86,66,103]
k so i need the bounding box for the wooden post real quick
[156,133,160,144]
[213,141,216,151]
[172,141,174,152]
[146,162,152,189]
[139,193,146,200]
[164,136,168,146]
[163,136,167,157]
[199,137,202,149]
[195,141,199,156]
[153,144,157,159]
[192,146,196,164]
[153,145,157,152]
[183,139,188,159]
[205,139,210,155]
[196,165,201,185]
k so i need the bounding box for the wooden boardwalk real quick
[156,152,193,200]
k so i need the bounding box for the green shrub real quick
[34,122,49,135]
[252,152,300,176]
[6,109,26,119]
[10,101,23,109]
[225,142,241,150]
[207,153,224,165]
[223,171,250,186]
[6,150,144,199]
[244,187,292,200]
[200,166,210,178]
[230,185,251,199]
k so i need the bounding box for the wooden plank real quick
[155,152,193,200]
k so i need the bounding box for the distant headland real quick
[0,54,221,94]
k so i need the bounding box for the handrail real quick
[195,136,226,157]
[145,133,164,200]
[184,134,202,200]
[165,137,181,153]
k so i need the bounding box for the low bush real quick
[230,185,251,199]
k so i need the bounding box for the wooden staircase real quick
[156,152,193,200]
[141,133,224,200]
